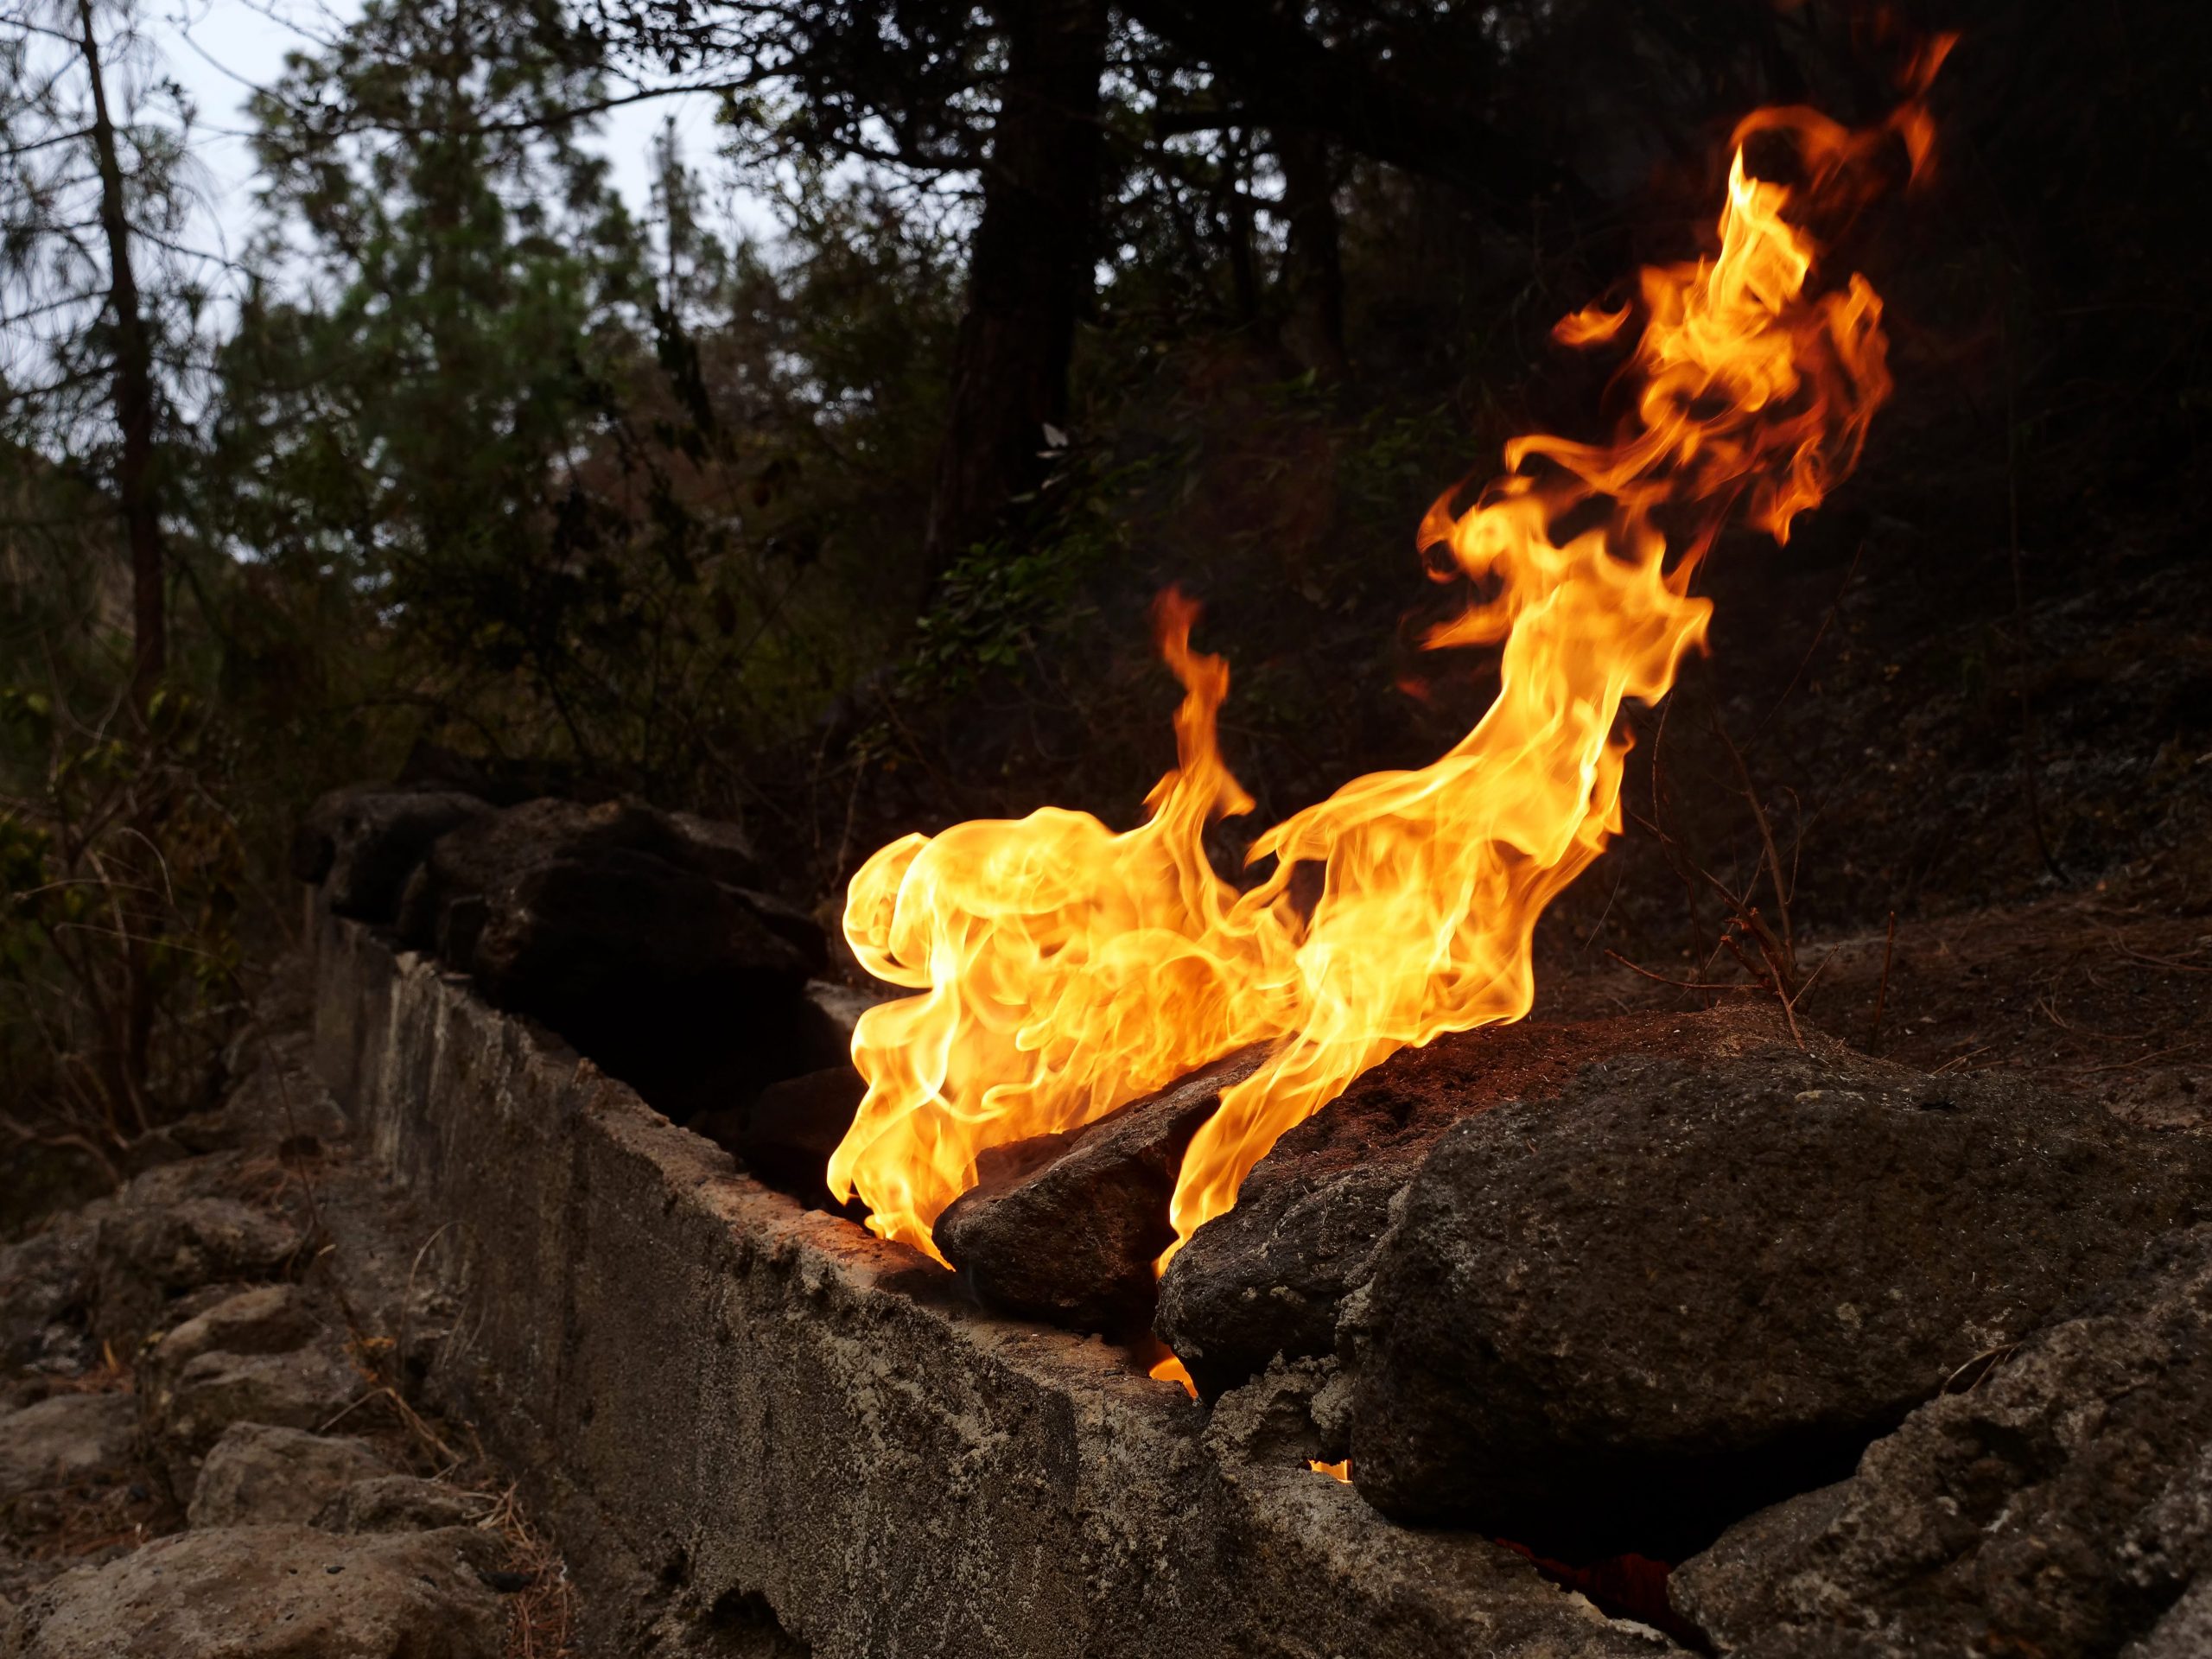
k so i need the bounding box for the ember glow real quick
[830,54,1950,1271]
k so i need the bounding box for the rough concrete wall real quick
[309,910,1670,1659]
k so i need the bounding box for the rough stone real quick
[935,1049,1265,1334]
[1343,1008,2209,1560]
[0,1216,99,1373]
[388,739,567,807]
[664,809,771,893]
[315,1474,486,1535]
[470,850,819,1009]
[0,1395,137,1499]
[139,1286,359,1498]
[291,786,488,925]
[691,978,896,1205]
[391,797,840,1119]
[394,797,769,955]
[473,851,840,1115]
[1671,1225,2212,1657]
[187,1424,390,1529]
[142,1283,327,1381]
[214,1030,352,1145]
[310,907,1676,1659]
[92,1169,299,1351]
[0,1524,505,1659]
[801,977,893,1040]
[1661,1482,1844,1647]
[2130,1578,2212,1659]
[1157,1013,1719,1397]
[722,1064,867,1206]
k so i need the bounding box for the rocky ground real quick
[0,978,577,1658]
[15,772,2209,1656]
[930,857,2212,1652]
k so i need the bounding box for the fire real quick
[1311,1459,1352,1483]
[1149,1354,1198,1398]
[830,54,1950,1271]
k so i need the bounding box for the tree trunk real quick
[76,0,164,709]
[920,0,1107,588]
[1274,128,1346,380]
[77,0,162,1129]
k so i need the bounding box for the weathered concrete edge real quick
[308,908,1671,1659]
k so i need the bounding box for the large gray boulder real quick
[1342,1014,2209,1560]
[1157,1012,1717,1397]
[935,1049,1265,1333]
[187,1424,390,1529]
[0,1525,506,1658]
[1672,1225,2212,1657]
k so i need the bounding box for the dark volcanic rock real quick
[391,798,838,1117]
[1157,1011,1730,1398]
[394,797,769,954]
[1674,1225,2212,1658]
[467,849,816,1018]
[466,850,836,1115]
[290,786,487,924]
[1343,1007,2209,1560]
[729,1064,867,1205]
[935,1049,1266,1333]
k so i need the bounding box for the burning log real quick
[935,1048,1263,1333]
[1336,1009,2210,1561]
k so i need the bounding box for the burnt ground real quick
[1541,884,2212,1133]
[1508,420,2212,1129]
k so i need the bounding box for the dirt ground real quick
[1537,874,2212,1136]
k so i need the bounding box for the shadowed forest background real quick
[2,0,2208,1220]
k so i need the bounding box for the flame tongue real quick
[831,62,1949,1268]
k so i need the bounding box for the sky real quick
[149,0,748,274]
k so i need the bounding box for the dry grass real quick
[478,1484,580,1659]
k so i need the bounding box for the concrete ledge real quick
[309,909,1672,1658]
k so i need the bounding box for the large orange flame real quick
[830,55,1951,1271]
